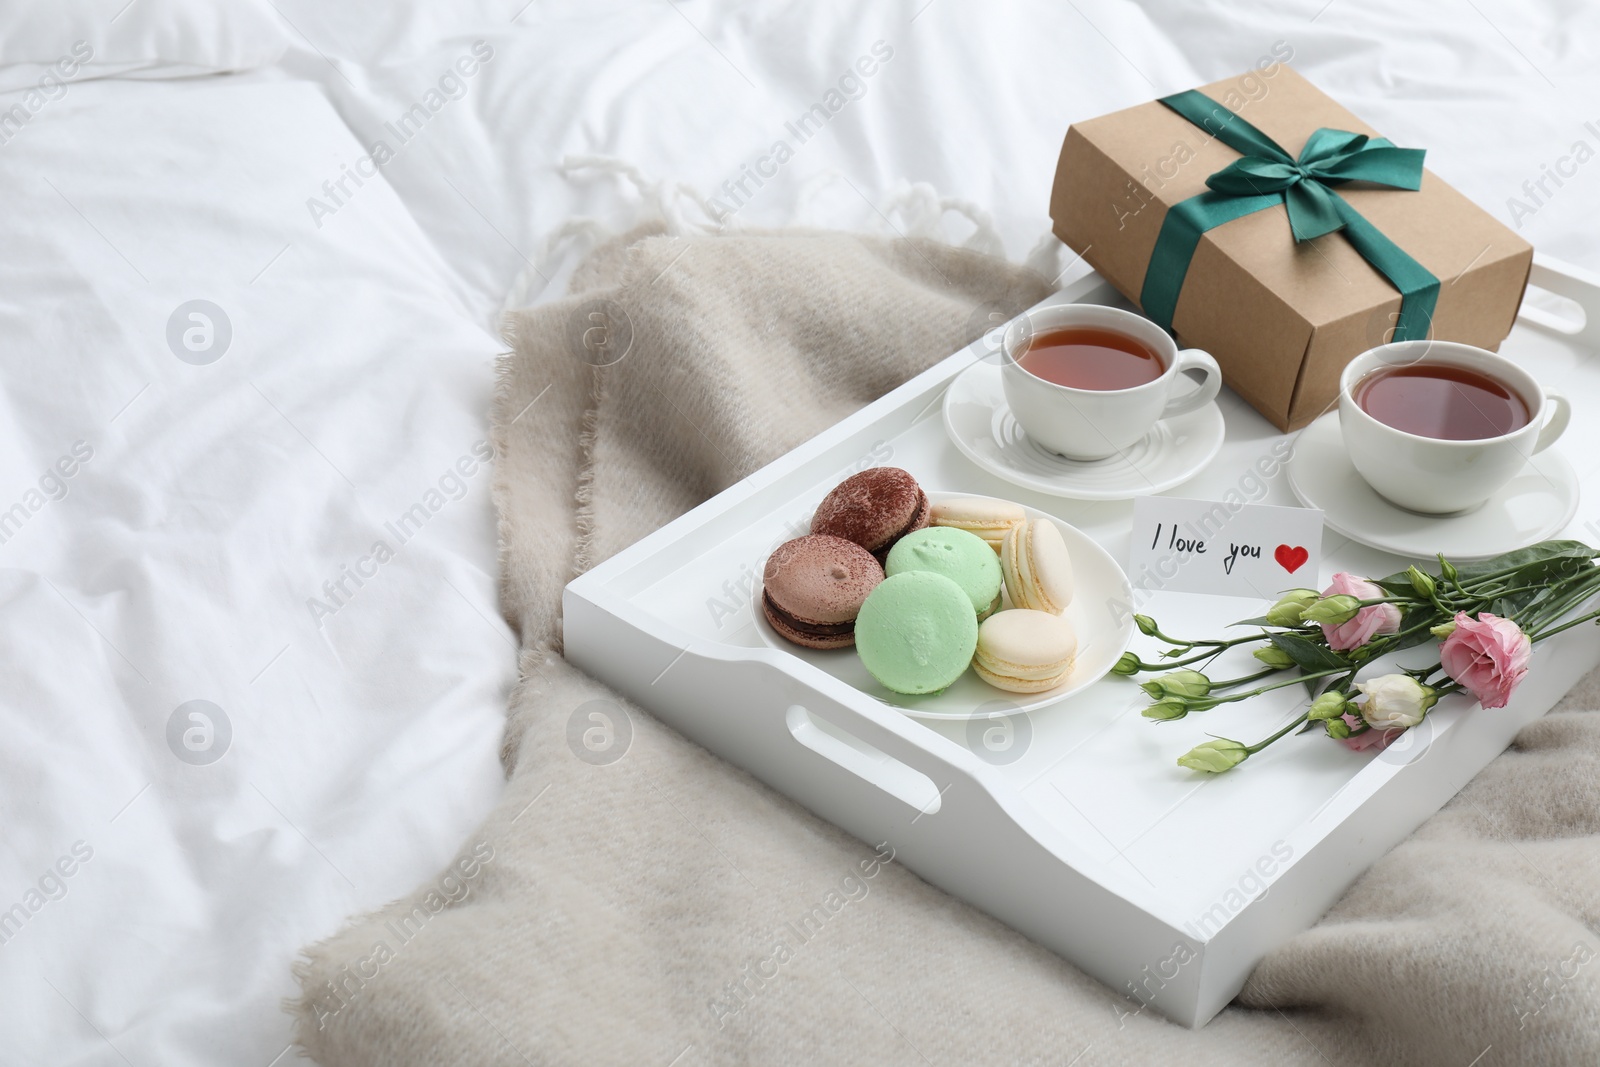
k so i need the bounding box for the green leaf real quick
[1379,542,1598,601]
[1451,540,1596,582]
[1459,543,1593,575]
[1267,632,1350,673]
[1491,585,1555,622]
[1265,632,1353,696]
[1372,574,1422,599]
[1392,604,1447,652]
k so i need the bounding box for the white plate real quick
[1286,413,1581,561]
[941,360,1226,500]
[752,492,1134,720]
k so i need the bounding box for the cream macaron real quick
[929,496,1025,554]
[973,609,1078,693]
[1001,518,1074,613]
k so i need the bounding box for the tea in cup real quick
[1338,341,1570,514]
[1000,304,1221,461]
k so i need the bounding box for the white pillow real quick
[0,0,290,93]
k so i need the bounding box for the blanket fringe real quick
[569,363,607,611]
[502,154,1061,312]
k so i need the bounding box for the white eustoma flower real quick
[1354,674,1436,731]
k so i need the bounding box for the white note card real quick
[1127,496,1325,600]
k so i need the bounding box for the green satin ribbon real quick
[1139,89,1439,341]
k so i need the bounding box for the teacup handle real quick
[1533,390,1571,454]
[1161,348,1223,419]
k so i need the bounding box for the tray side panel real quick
[564,587,1213,1025]
[1195,621,1600,1022]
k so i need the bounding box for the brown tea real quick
[1354,364,1530,440]
[1017,327,1164,390]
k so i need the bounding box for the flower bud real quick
[1405,565,1436,599]
[1438,556,1459,582]
[1324,717,1353,739]
[1148,669,1211,700]
[1429,620,1457,640]
[1111,651,1142,676]
[1265,604,1304,627]
[1176,739,1249,773]
[1141,700,1188,721]
[1253,646,1296,669]
[1303,594,1362,626]
[1133,614,1159,637]
[1307,691,1350,721]
[1264,589,1319,627]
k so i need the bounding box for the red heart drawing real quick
[1275,545,1309,574]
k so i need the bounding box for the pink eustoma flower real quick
[1339,712,1397,752]
[1440,612,1531,709]
[1320,573,1402,651]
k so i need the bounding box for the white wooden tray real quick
[562,253,1600,1027]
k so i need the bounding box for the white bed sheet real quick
[0,80,512,1066]
[5,2,1600,1064]
[261,0,1600,326]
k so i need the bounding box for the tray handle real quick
[784,702,946,816]
[1519,253,1600,347]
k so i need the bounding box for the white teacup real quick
[1338,340,1570,515]
[1000,304,1222,462]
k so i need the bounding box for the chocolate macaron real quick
[762,534,885,649]
[810,467,930,559]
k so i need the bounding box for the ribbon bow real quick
[1140,90,1439,341]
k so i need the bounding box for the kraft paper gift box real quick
[1050,65,1533,432]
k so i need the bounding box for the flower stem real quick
[1208,666,1283,692]
[1528,607,1600,642]
[1211,666,1349,704]
[1518,578,1600,633]
[1147,627,1259,650]
[1244,711,1311,755]
[1129,633,1271,671]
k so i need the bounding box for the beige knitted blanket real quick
[291,227,1600,1066]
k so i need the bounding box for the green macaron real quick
[885,526,1003,619]
[854,571,979,695]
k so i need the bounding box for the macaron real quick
[811,467,930,559]
[854,571,979,695]
[973,609,1078,693]
[884,526,1003,620]
[930,496,1025,553]
[1001,518,1075,614]
[762,534,884,650]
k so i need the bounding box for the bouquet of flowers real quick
[1113,540,1600,774]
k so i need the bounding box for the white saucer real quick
[941,361,1226,500]
[752,492,1134,721]
[1286,413,1580,561]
